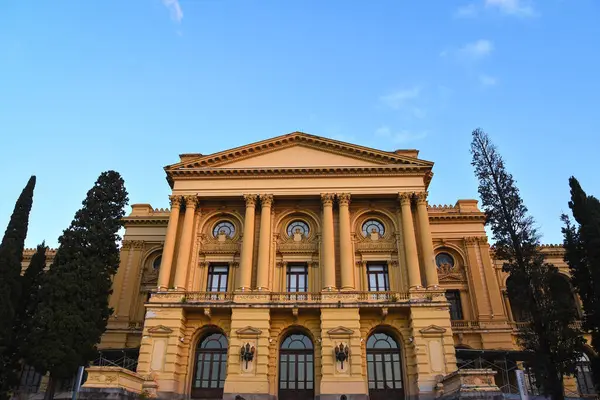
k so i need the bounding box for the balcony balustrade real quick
[148,290,425,308]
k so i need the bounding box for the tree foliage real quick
[26,171,128,399]
[0,176,36,400]
[470,129,583,400]
[562,177,600,393]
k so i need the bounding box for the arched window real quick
[192,332,228,399]
[279,333,314,400]
[362,219,385,237]
[435,253,454,269]
[213,221,235,238]
[287,220,310,237]
[576,353,595,395]
[366,332,404,400]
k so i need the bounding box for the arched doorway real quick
[191,332,228,399]
[278,332,314,400]
[576,352,595,396]
[366,332,404,400]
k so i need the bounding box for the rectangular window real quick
[207,264,229,292]
[287,264,308,292]
[367,263,389,291]
[445,290,463,320]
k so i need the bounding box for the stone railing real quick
[82,367,158,398]
[451,320,512,332]
[436,369,501,399]
[149,290,428,307]
[451,320,481,330]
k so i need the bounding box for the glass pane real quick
[377,382,384,389]
[211,360,219,381]
[220,360,226,381]
[289,362,296,381]
[298,275,306,291]
[307,382,313,389]
[375,357,383,380]
[298,382,304,389]
[281,354,287,362]
[281,362,287,381]
[369,382,375,389]
[210,381,217,388]
[393,360,401,382]
[298,362,304,381]
[369,274,378,291]
[280,382,287,389]
[202,359,210,380]
[307,362,313,381]
[289,381,295,389]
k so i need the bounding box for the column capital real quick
[321,193,335,206]
[169,195,182,208]
[183,195,198,208]
[337,193,351,206]
[415,191,429,205]
[243,194,258,207]
[398,192,413,205]
[259,194,274,207]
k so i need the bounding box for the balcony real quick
[451,320,586,333]
[149,290,439,309]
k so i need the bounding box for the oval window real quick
[435,252,455,269]
[287,220,310,237]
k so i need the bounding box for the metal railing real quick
[91,353,138,372]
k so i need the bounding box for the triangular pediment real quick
[147,325,173,335]
[419,325,447,335]
[166,132,433,171]
[327,326,355,336]
[235,326,262,336]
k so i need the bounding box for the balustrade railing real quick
[451,320,481,329]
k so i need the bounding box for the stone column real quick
[173,195,198,290]
[503,290,514,322]
[238,194,257,291]
[256,194,273,291]
[158,195,182,290]
[399,193,422,289]
[415,192,439,288]
[338,193,354,290]
[321,193,336,290]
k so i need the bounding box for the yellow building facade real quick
[22,132,596,399]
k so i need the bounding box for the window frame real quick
[367,263,390,292]
[445,289,464,320]
[206,264,229,292]
[286,263,308,293]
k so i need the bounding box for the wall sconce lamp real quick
[240,343,255,369]
[334,343,349,369]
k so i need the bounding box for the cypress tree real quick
[470,129,583,400]
[15,243,47,360]
[562,177,600,392]
[0,176,36,400]
[26,171,128,400]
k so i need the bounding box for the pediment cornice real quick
[165,132,433,172]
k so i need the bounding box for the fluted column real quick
[399,193,422,289]
[157,195,182,290]
[321,193,336,290]
[338,193,354,290]
[173,195,198,290]
[415,192,439,288]
[238,195,257,291]
[256,194,273,290]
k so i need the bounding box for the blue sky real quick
[1,0,599,248]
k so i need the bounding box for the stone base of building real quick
[436,369,503,400]
[222,393,276,400]
[79,387,140,400]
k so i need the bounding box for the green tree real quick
[562,176,600,393]
[26,171,128,400]
[0,176,36,400]
[15,243,47,360]
[470,129,583,400]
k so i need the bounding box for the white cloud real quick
[459,39,493,59]
[455,4,478,18]
[375,126,428,144]
[479,74,497,86]
[162,0,183,23]
[455,0,535,18]
[485,0,535,16]
[379,87,420,110]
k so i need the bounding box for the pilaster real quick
[318,308,367,400]
[464,237,491,320]
[415,192,438,288]
[408,298,457,399]
[137,306,187,398]
[223,308,271,400]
